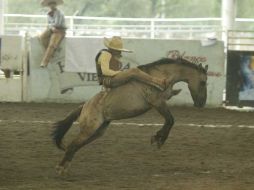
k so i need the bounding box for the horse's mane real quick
[138,58,207,74]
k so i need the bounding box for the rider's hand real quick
[51,27,57,32]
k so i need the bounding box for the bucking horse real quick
[52,57,208,175]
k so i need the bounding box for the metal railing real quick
[227,30,254,51]
[4,14,222,39]
[4,14,254,42]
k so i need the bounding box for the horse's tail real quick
[51,105,83,151]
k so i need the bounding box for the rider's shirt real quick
[97,51,122,77]
[98,51,121,76]
[47,9,66,30]
[95,50,123,85]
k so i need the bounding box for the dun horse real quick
[52,58,208,175]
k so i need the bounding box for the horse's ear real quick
[205,65,208,72]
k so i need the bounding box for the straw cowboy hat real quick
[104,36,132,52]
[40,0,64,7]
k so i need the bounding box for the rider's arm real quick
[54,9,66,29]
[99,51,121,76]
[47,10,66,31]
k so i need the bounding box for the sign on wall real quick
[239,55,254,101]
[226,51,254,106]
[28,38,101,102]
[0,35,23,102]
[65,38,103,73]
[0,35,23,71]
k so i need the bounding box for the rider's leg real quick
[109,68,167,90]
[38,29,51,49]
[40,31,65,67]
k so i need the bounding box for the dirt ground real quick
[0,103,253,190]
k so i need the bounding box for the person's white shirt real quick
[47,9,66,30]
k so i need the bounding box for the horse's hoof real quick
[151,134,166,149]
[55,165,68,176]
[60,143,67,151]
[157,141,163,149]
[151,136,162,148]
[151,136,156,145]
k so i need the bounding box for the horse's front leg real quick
[151,101,174,149]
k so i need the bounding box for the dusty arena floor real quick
[0,103,253,190]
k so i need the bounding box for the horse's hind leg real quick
[56,119,110,175]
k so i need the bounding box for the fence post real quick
[69,16,74,36]
[222,0,236,44]
[0,0,4,35]
[21,33,29,102]
[150,20,155,39]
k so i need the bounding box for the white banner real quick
[65,38,103,73]
[0,35,23,71]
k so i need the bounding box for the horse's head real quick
[188,64,208,108]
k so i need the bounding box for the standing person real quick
[39,0,66,68]
[95,36,168,91]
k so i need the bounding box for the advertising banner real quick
[239,55,254,101]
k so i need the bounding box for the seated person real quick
[39,0,66,67]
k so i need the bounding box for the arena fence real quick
[0,34,225,106]
[4,14,222,39]
[2,14,254,106]
[4,14,254,40]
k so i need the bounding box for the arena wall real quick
[1,35,225,106]
[0,35,23,102]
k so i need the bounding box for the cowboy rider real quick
[39,0,66,68]
[95,36,168,91]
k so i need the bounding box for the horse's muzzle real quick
[194,97,206,108]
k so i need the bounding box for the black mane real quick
[138,58,207,74]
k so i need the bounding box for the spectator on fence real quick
[39,0,66,68]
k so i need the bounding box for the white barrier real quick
[0,35,23,102]
[27,37,100,102]
[0,35,23,71]
[0,35,225,106]
[27,37,225,106]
